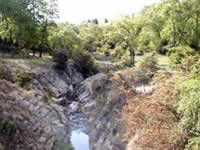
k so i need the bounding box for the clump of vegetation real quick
[120,52,134,67]
[139,53,158,73]
[74,52,98,78]
[53,49,68,70]
[16,72,33,88]
[128,53,158,85]
[62,144,74,150]
[177,79,200,131]
[133,69,152,85]
[191,59,200,79]
[178,55,199,72]
[177,78,200,149]
[168,46,195,64]
[0,63,14,83]
[0,119,16,137]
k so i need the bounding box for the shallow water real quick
[135,85,153,95]
[71,129,90,150]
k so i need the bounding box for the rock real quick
[0,80,70,150]
[75,73,127,150]
[31,63,84,98]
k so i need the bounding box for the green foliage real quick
[62,144,74,150]
[0,120,16,137]
[168,46,195,64]
[16,71,33,88]
[79,24,103,52]
[52,49,68,70]
[186,137,200,150]
[177,78,200,150]
[48,24,81,53]
[0,0,58,54]
[139,53,158,73]
[74,52,98,78]
[177,79,200,133]
[178,55,199,73]
[191,59,200,79]
[120,51,134,67]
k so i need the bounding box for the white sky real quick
[57,0,160,24]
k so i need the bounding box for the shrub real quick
[53,49,68,70]
[0,120,16,137]
[74,52,98,78]
[177,78,200,149]
[104,50,110,57]
[16,72,33,88]
[139,53,158,73]
[191,59,200,79]
[177,79,200,133]
[168,46,195,64]
[186,137,200,150]
[133,69,153,85]
[178,55,199,73]
[113,46,124,59]
[120,52,134,67]
[178,55,200,79]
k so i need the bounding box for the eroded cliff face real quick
[30,63,84,99]
[0,80,69,150]
[74,73,128,150]
[0,60,185,150]
[0,62,84,150]
[73,69,186,150]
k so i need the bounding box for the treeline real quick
[47,0,200,66]
[0,0,200,63]
[0,0,58,57]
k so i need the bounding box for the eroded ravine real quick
[0,60,184,150]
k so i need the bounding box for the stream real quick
[71,129,90,150]
[68,102,90,150]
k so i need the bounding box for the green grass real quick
[135,54,171,70]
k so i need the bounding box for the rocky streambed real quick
[0,60,130,150]
[0,60,182,150]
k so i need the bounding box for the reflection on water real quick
[135,85,153,95]
[71,129,90,150]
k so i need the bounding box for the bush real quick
[133,69,153,85]
[53,49,68,70]
[16,72,33,88]
[74,52,98,78]
[191,59,200,79]
[177,79,200,150]
[177,79,200,133]
[113,46,124,59]
[139,53,158,73]
[120,52,134,67]
[178,55,199,73]
[168,46,195,64]
[186,137,200,150]
[178,55,200,79]
[0,120,16,137]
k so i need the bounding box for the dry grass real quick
[119,71,186,150]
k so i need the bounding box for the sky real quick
[57,0,160,24]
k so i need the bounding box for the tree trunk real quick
[39,50,42,58]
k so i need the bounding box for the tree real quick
[104,18,109,23]
[0,0,58,57]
